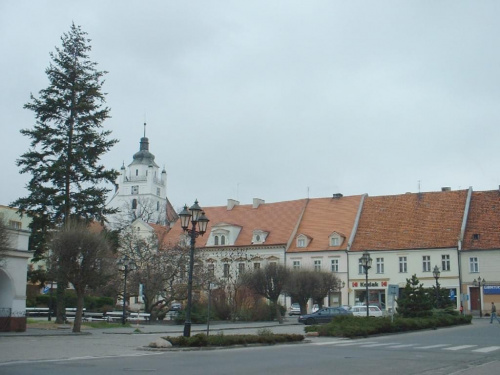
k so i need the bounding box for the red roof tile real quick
[462,190,500,250]
[162,199,308,248]
[350,190,468,251]
[287,196,363,252]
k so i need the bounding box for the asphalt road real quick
[1,318,499,375]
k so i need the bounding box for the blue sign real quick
[42,286,50,294]
[483,285,500,295]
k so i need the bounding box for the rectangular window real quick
[208,263,215,276]
[358,258,364,274]
[8,220,21,229]
[330,237,339,246]
[157,188,161,196]
[314,260,321,272]
[297,238,306,247]
[442,254,450,271]
[238,263,245,275]
[253,263,261,270]
[469,257,478,273]
[293,260,301,270]
[223,264,230,278]
[399,257,407,273]
[376,258,384,274]
[422,256,431,272]
[131,185,139,195]
[331,259,339,272]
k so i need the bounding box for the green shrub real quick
[308,314,472,338]
[164,333,305,347]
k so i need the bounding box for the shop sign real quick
[483,285,500,295]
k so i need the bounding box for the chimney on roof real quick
[227,199,240,210]
[441,187,451,192]
[253,198,265,208]
[332,193,343,199]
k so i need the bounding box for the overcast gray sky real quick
[2,1,500,211]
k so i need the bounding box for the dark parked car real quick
[298,307,352,325]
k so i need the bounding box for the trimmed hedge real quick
[305,314,473,338]
[164,332,305,347]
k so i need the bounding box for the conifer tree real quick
[13,23,118,322]
[13,23,118,258]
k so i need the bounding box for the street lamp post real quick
[117,255,137,325]
[179,200,209,337]
[360,251,373,317]
[433,265,441,308]
[473,276,486,318]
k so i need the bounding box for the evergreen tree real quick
[13,23,118,323]
[396,274,433,318]
[13,23,118,258]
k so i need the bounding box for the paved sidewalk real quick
[0,317,303,337]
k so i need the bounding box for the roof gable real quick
[351,190,468,251]
[463,190,500,250]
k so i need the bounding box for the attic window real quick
[473,234,480,240]
[252,230,269,244]
[297,237,306,248]
[329,232,344,247]
[330,237,339,246]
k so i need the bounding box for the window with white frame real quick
[223,264,230,278]
[238,262,246,275]
[314,260,321,272]
[9,220,21,229]
[442,254,450,271]
[422,256,431,272]
[399,256,407,273]
[297,237,306,247]
[220,235,226,245]
[330,237,339,246]
[358,258,364,274]
[331,259,339,272]
[293,260,301,270]
[214,236,219,246]
[376,257,384,274]
[469,257,478,273]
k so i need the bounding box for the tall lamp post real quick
[473,276,486,318]
[433,265,440,308]
[360,251,372,317]
[117,255,137,325]
[179,200,209,337]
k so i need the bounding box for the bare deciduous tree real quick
[0,218,10,268]
[242,263,290,323]
[49,220,115,332]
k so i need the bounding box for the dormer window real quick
[296,234,310,248]
[221,235,226,245]
[329,232,345,247]
[214,236,219,245]
[252,230,269,244]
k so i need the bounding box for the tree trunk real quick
[72,291,85,333]
[274,301,283,324]
[55,272,66,324]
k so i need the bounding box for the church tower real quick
[107,123,176,229]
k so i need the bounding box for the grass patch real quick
[164,332,305,347]
[82,321,131,329]
[305,314,473,338]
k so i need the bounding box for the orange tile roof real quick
[350,190,468,251]
[462,190,500,250]
[162,199,308,248]
[287,195,363,252]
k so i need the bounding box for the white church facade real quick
[106,124,177,229]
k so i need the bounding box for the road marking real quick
[360,342,400,347]
[334,342,377,347]
[0,352,164,367]
[472,346,500,353]
[414,344,450,349]
[313,340,350,346]
[387,344,416,349]
[444,345,477,351]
